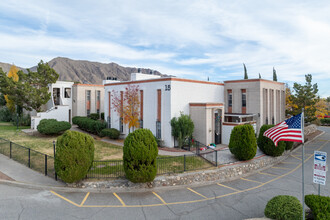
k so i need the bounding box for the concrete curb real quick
[0,130,326,193]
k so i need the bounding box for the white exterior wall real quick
[222,123,257,145]
[31,106,70,130]
[170,81,224,146]
[131,73,161,81]
[104,78,224,148]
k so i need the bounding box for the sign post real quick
[313,150,327,195]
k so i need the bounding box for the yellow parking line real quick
[80,192,90,206]
[258,172,277,177]
[217,183,240,192]
[113,193,126,207]
[281,161,299,164]
[187,188,207,199]
[271,166,290,170]
[240,177,263,184]
[50,191,80,207]
[291,155,302,161]
[152,192,167,204]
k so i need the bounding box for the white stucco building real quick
[104,73,225,148]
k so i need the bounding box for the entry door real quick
[214,111,221,144]
[53,88,60,105]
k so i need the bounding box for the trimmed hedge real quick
[55,130,95,183]
[37,119,71,135]
[229,124,257,161]
[72,116,106,135]
[286,141,294,151]
[264,195,302,220]
[258,125,286,157]
[89,113,100,120]
[100,128,120,139]
[305,195,330,220]
[123,129,158,183]
[320,118,330,125]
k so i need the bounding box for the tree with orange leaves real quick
[4,65,19,113]
[112,85,140,133]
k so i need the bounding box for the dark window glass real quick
[242,93,246,107]
[64,88,71,98]
[228,93,232,107]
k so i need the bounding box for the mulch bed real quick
[0,171,14,181]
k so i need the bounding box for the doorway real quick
[214,110,222,144]
[53,88,60,105]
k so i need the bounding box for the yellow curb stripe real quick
[281,161,299,164]
[80,192,90,206]
[271,166,291,170]
[152,192,167,204]
[50,191,80,207]
[240,177,263,184]
[113,193,126,207]
[187,188,207,199]
[217,183,239,192]
[258,172,278,177]
[291,155,302,161]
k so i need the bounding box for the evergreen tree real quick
[291,74,319,123]
[259,73,261,79]
[273,67,277,81]
[243,63,248,79]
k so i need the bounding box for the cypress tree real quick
[273,67,277,81]
[243,63,248,79]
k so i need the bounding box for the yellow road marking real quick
[217,183,240,192]
[271,166,290,170]
[80,192,90,206]
[240,177,263,184]
[152,192,167,204]
[187,188,207,199]
[291,155,302,161]
[281,161,299,164]
[51,141,328,208]
[113,193,126,207]
[50,191,80,207]
[258,172,278,177]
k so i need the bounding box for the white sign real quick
[313,151,327,185]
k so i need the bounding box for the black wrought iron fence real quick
[0,137,56,179]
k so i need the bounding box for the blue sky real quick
[1,0,329,97]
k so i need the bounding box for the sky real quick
[0,0,329,98]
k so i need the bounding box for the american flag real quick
[263,113,304,146]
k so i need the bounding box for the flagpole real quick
[302,108,305,220]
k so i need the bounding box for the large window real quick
[86,90,91,116]
[96,90,100,114]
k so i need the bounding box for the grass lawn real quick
[0,122,123,160]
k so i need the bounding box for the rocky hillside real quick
[0,57,164,84]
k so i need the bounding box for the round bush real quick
[37,119,71,135]
[54,130,95,183]
[258,125,285,157]
[100,128,120,139]
[264,195,302,220]
[123,129,158,183]
[229,124,257,161]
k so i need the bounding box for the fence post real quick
[10,141,12,158]
[28,148,30,168]
[215,150,218,167]
[45,155,47,176]
[53,140,57,181]
[184,155,186,172]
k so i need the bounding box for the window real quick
[242,92,246,107]
[228,93,232,107]
[96,90,100,114]
[86,90,91,116]
[64,88,71,98]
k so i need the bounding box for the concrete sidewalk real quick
[0,153,65,187]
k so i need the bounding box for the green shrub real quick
[101,112,104,120]
[0,107,13,122]
[55,130,95,183]
[72,116,106,135]
[229,124,257,161]
[305,195,330,220]
[285,141,294,151]
[89,113,100,120]
[257,125,286,157]
[100,128,120,139]
[123,129,158,183]
[320,118,330,125]
[264,195,302,220]
[37,119,71,135]
[170,113,194,148]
